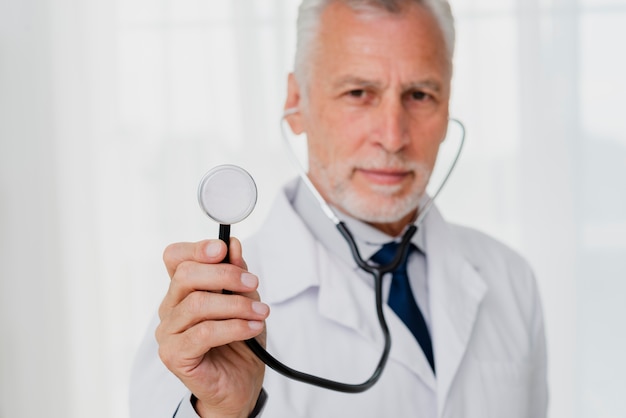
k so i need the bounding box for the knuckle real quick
[184,291,207,316]
[220,293,247,315]
[162,242,179,265]
[189,321,215,348]
[238,319,253,334]
[174,260,195,280]
[213,262,230,277]
[233,318,253,335]
[157,297,172,320]
[157,343,174,368]
[238,295,255,313]
[155,322,164,342]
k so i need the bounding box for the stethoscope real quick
[196,109,465,393]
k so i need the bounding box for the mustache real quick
[354,154,430,174]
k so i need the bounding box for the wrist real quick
[192,394,256,418]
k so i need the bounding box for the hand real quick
[156,238,269,418]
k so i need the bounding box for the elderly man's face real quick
[285,2,452,235]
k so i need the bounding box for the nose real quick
[372,98,410,153]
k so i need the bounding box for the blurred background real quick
[1,0,625,416]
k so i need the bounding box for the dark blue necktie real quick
[371,242,435,373]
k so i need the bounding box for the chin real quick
[336,189,421,224]
[312,163,426,224]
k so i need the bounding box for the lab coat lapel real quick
[318,256,436,391]
[383,296,438,389]
[424,209,487,416]
[316,253,438,391]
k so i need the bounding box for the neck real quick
[367,210,417,237]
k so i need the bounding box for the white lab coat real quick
[130,181,548,418]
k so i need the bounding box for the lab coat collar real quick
[256,178,380,305]
[254,180,322,304]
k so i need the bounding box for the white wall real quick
[1,0,625,416]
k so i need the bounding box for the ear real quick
[284,73,305,134]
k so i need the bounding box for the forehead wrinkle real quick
[403,80,442,92]
[332,75,383,90]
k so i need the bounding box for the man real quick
[130,0,548,417]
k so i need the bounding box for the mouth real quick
[356,168,412,185]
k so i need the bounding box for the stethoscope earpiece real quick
[283,107,299,117]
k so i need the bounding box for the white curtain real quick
[1,0,624,417]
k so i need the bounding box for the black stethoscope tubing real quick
[230,221,417,393]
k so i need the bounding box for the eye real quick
[342,88,374,105]
[347,89,366,98]
[410,90,430,101]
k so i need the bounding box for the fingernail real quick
[241,272,258,288]
[205,241,222,258]
[248,321,264,331]
[252,301,269,315]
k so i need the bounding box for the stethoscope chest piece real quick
[197,164,257,225]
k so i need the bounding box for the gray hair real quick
[294,0,455,91]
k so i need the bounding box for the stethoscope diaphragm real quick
[197,164,257,225]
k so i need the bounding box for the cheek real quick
[306,114,364,167]
[426,142,442,170]
[409,121,447,162]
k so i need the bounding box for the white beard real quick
[309,153,432,224]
